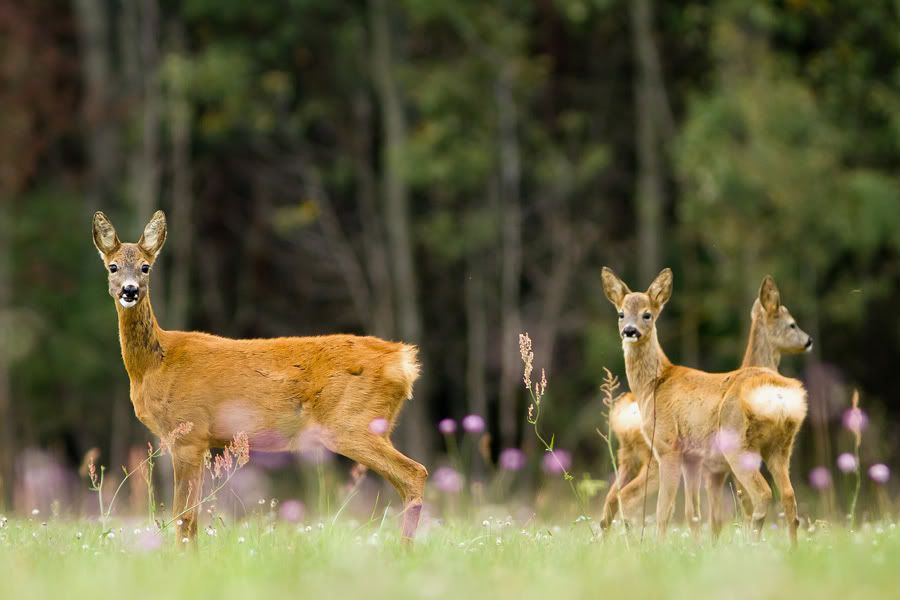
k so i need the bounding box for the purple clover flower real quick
[869,463,890,484]
[836,453,858,473]
[542,449,572,474]
[498,448,526,472]
[279,499,305,523]
[809,467,832,490]
[432,466,464,493]
[438,419,457,435]
[461,415,485,434]
[842,408,869,435]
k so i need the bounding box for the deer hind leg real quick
[766,433,800,546]
[724,452,772,541]
[334,433,427,541]
[706,470,728,541]
[681,458,703,539]
[172,446,205,544]
[655,452,682,539]
[599,468,627,531]
[617,460,660,528]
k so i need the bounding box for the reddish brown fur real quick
[600,276,812,535]
[93,210,427,543]
[601,267,807,545]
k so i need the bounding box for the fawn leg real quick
[706,470,728,540]
[617,460,659,528]
[172,447,204,544]
[767,450,799,547]
[682,459,703,539]
[724,453,772,541]
[655,452,682,539]
[599,469,626,530]
[336,434,428,541]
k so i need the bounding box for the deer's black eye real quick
[109,264,118,273]
[643,312,652,320]
[141,264,150,274]
[618,312,624,319]
[789,323,796,329]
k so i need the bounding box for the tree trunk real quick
[465,254,488,420]
[0,203,13,508]
[74,0,119,206]
[167,29,193,332]
[631,0,666,284]
[369,0,429,460]
[496,67,523,448]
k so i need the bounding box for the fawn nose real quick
[122,284,139,300]
[622,325,640,339]
[805,337,813,351]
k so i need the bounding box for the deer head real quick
[601,267,672,345]
[92,210,167,309]
[753,275,813,354]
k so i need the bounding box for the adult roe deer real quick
[92,210,427,542]
[600,276,812,536]
[601,267,808,545]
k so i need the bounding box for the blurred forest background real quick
[1,0,899,516]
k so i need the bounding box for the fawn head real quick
[602,267,672,344]
[92,210,167,309]
[754,275,813,354]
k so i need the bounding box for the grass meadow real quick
[2,513,898,599]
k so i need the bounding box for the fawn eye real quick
[789,323,796,329]
[618,312,624,320]
[141,264,150,274]
[109,264,118,273]
[643,312,652,320]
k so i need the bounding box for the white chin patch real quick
[623,336,639,344]
[119,297,137,308]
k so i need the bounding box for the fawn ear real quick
[759,275,781,314]
[138,210,167,261]
[647,268,673,309]
[602,267,631,307]
[92,211,121,258]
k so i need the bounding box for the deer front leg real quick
[172,447,204,544]
[706,470,728,540]
[681,458,703,540]
[655,452,682,539]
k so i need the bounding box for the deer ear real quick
[602,267,631,307]
[92,211,121,258]
[138,210,167,260]
[647,268,673,309]
[759,275,781,314]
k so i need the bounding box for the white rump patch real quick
[610,398,643,435]
[747,385,807,422]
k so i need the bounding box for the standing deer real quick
[601,267,807,544]
[600,275,812,536]
[92,210,427,543]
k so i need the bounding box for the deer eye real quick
[618,312,624,320]
[108,264,118,273]
[643,312,652,320]
[789,323,796,329]
[141,264,150,274]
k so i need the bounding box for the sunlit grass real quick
[1,514,898,599]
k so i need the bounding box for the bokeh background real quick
[1,0,898,521]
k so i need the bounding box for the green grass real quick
[1,514,898,599]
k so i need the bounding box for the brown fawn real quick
[600,275,812,535]
[601,267,808,545]
[92,210,427,543]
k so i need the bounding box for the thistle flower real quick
[432,466,464,493]
[842,408,868,437]
[542,449,572,474]
[498,448,526,472]
[809,467,832,490]
[438,418,457,435]
[462,415,485,434]
[368,418,390,435]
[869,463,890,484]
[279,499,305,523]
[837,452,858,473]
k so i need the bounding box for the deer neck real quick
[742,317,780,370]
[623,328,669,408]
[116,293,164,380]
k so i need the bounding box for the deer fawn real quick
[92,210,427,543]
[600,276,812,536]
[601,267,808,545]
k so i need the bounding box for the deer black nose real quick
[622,326,640,339]
[805,337,813,350]
[122,284,139,299]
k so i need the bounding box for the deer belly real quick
[212,398,306,451]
